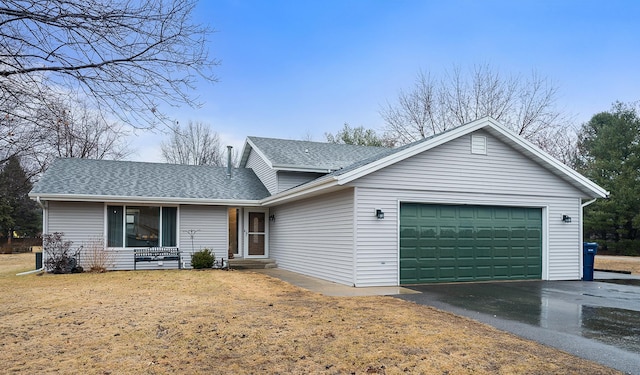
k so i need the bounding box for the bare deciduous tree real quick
[0,0,218,128]
[1,94,131,179]
[34,99,131,169]
[161,121,224,166]
[380,64,575,159]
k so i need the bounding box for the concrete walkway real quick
[249,268,419,297]
[247,268,640,296]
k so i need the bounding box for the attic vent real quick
[304,149,309,154]
[471,135,487,155]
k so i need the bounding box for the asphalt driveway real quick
[395,274,640,374]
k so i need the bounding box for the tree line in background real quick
[0,156,40,244]
[575,102,640,255]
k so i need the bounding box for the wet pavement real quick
[396,275,640,374]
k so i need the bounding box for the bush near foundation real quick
[191,248,214,269]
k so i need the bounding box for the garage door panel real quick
[420,226,437,238]
[401,248,418,259]
[476,266,492,277]
[400,203,542,284]
[457,247,475,259]
[476,207,492,219]
[476,227,493,239]
[494,209,510,220]
[418,205,437,217]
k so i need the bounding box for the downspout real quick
[579,198,598,280]
[35,196,47,234]
[580,198,598,242]
[17,268,44,276]
[23,196,47,274]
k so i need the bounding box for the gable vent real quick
[471,135,487,155]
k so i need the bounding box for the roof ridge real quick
[247,135,387,150]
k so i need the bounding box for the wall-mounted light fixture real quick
[562,214,572,223]
[375,209,385,220]
[269,214,276,222]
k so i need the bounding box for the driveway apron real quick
[395,278,640,374]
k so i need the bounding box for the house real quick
[29,117,608,286]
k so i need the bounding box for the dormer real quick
[239,137,387,195]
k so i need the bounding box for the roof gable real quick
[334,117,608,198]
[263,117,608,204]
[239,136,388,172]
[30,158,271,203]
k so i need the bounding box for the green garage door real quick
[400,203,542,284]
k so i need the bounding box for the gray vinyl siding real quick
[350,130,587,285]
[47,201,104,246]
[246,149,277,194]
[107,205,228,271]
[547,197,583,280]
[277,171,325,192]
[45,201,106,269]
[354,130,585,198]
[269,188,354,285]
[179,205,228,268]
[350,131,582,286]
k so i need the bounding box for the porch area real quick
[229,258,277,269]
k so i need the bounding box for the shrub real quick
[191,248,215,269]
[596,240,640,256]
[43,232,83,274]
[84,236,114,272]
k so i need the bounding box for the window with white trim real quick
[107,205,177,247]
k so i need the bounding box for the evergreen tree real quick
[0,156,41,241]
[576,102,640,254]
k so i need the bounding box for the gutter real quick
[29,194,263,207]
[582,198,598,208]
[35,196,45,210]
[261,175,339,205]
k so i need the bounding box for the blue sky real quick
[129,0,640,162]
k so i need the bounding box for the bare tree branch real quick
[161,120,224,166]
[0,0,218,128]
[381,64,575,160]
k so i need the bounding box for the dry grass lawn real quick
[595,255,640,274]
[0,253,622,374]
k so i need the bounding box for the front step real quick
[229,258,277,269]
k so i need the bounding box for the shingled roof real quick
[30,158,271,203]
[240,136,388,172]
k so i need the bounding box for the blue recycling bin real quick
[582,242,598,281]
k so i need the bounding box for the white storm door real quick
[244,209,268,258]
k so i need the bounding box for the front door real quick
[244,209,268,258]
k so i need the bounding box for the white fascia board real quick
[239,138,274,169]
[272,165,335,173]
[484,121,609,198]
[29,194,263,207]
[260,176,339,205]
[336,117,491,185]
[238,139,253,167]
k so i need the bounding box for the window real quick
[107,206,123,247]
[162,207,177,247]
[107,205,177,247]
